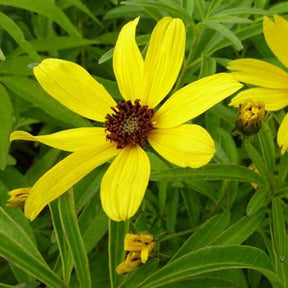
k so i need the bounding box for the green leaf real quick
[207,15,253,24]
[0,208,67,288]
[0,12,40,62]
[138,245,282,288]
[50,202,73,283]
[0,76,90,128]
[151,164,266,187]
[0,0,79,37]
[109,220,129,288]
[244,141,271,188]
[58,189,91,288]
[63,0,103,27]
[206,22,262,55]
[171,212,230,261]
[0,83,13,170]
[123,0,194,23]
[0,48,5,61]
[199,56,216,78]
[214,7,273,16]
[212,210,265,245]
[118,259,159,288]
[0,56,33,75]
[202,21,243,50]
[79,201,108,254]
[257,121,275,174]
[246,188,268,216]
[272,198,287,262]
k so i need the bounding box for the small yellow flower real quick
[6,187,31,208]
[124,233,156,263]
[10,17,242,221]
[228,15,288,154]
[116,232,156,274]
[235,99,266,135]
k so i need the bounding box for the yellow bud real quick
[116,232,156,274]
[6,187,31,208]
[236,100,266,136]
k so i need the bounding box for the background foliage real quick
[1,0,288,287]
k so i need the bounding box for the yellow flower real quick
[116,232,156,274]
[10,17,242,221]
[235,99,266,135]
[6,187,31,208]
[228,15,288,154]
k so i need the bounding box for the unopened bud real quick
[236,100,266,135]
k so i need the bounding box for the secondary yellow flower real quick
[6,187,31,208]
[116,232,156,274]
[228,15,288,154]
[10,17,241,221]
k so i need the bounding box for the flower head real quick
[7,187,31,208]
[10,17,242,221]
[228,15,288,153]
[116,232,156,274]
[235,99,266,135]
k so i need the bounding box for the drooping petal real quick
[148,124,215,168]
[229,88,288,111]
[10,128,108,152]
[277,113,288,154]
[33,59,116,122]
[227,59,288,89]
[263,15,288,69]
[142,17,185,108]
[101,145,150,221]
[154,73,242,128]
[113,17,144,102]
[25,144,119,221]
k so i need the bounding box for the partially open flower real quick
[116,232,156,274]
[235,100,266,135]
[7,188,31,208]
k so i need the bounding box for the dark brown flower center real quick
[105,99,154,149]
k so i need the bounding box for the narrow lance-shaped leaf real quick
[0,12,40,62]
[0,0,79,37]
[272,198,287,262]
[0,208,67,288]
[138,245,283,288]
[151,164,266,187]
[0,84,13,170]
[212,210,265,245]
[171,212,230,261]
[109,220,130,288]
[0,76,90,128]
[58,189,91,288]
[202,21,243,50]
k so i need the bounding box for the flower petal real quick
[113,17,144,102]
[148,124,215,168]
[227,59,288,89]
[154,73,242,128]
[264,15,288,69]
[34,59,116,122]
[25,144,119,221]
[142,17,185,108]
[229,88,288,111]
[277,113,288,154]
[10,128,109,152]
[101,145,150,221]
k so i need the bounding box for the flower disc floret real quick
[105,99,154,149]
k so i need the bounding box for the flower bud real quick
[116,232,156,274]
[235,100,266,135]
